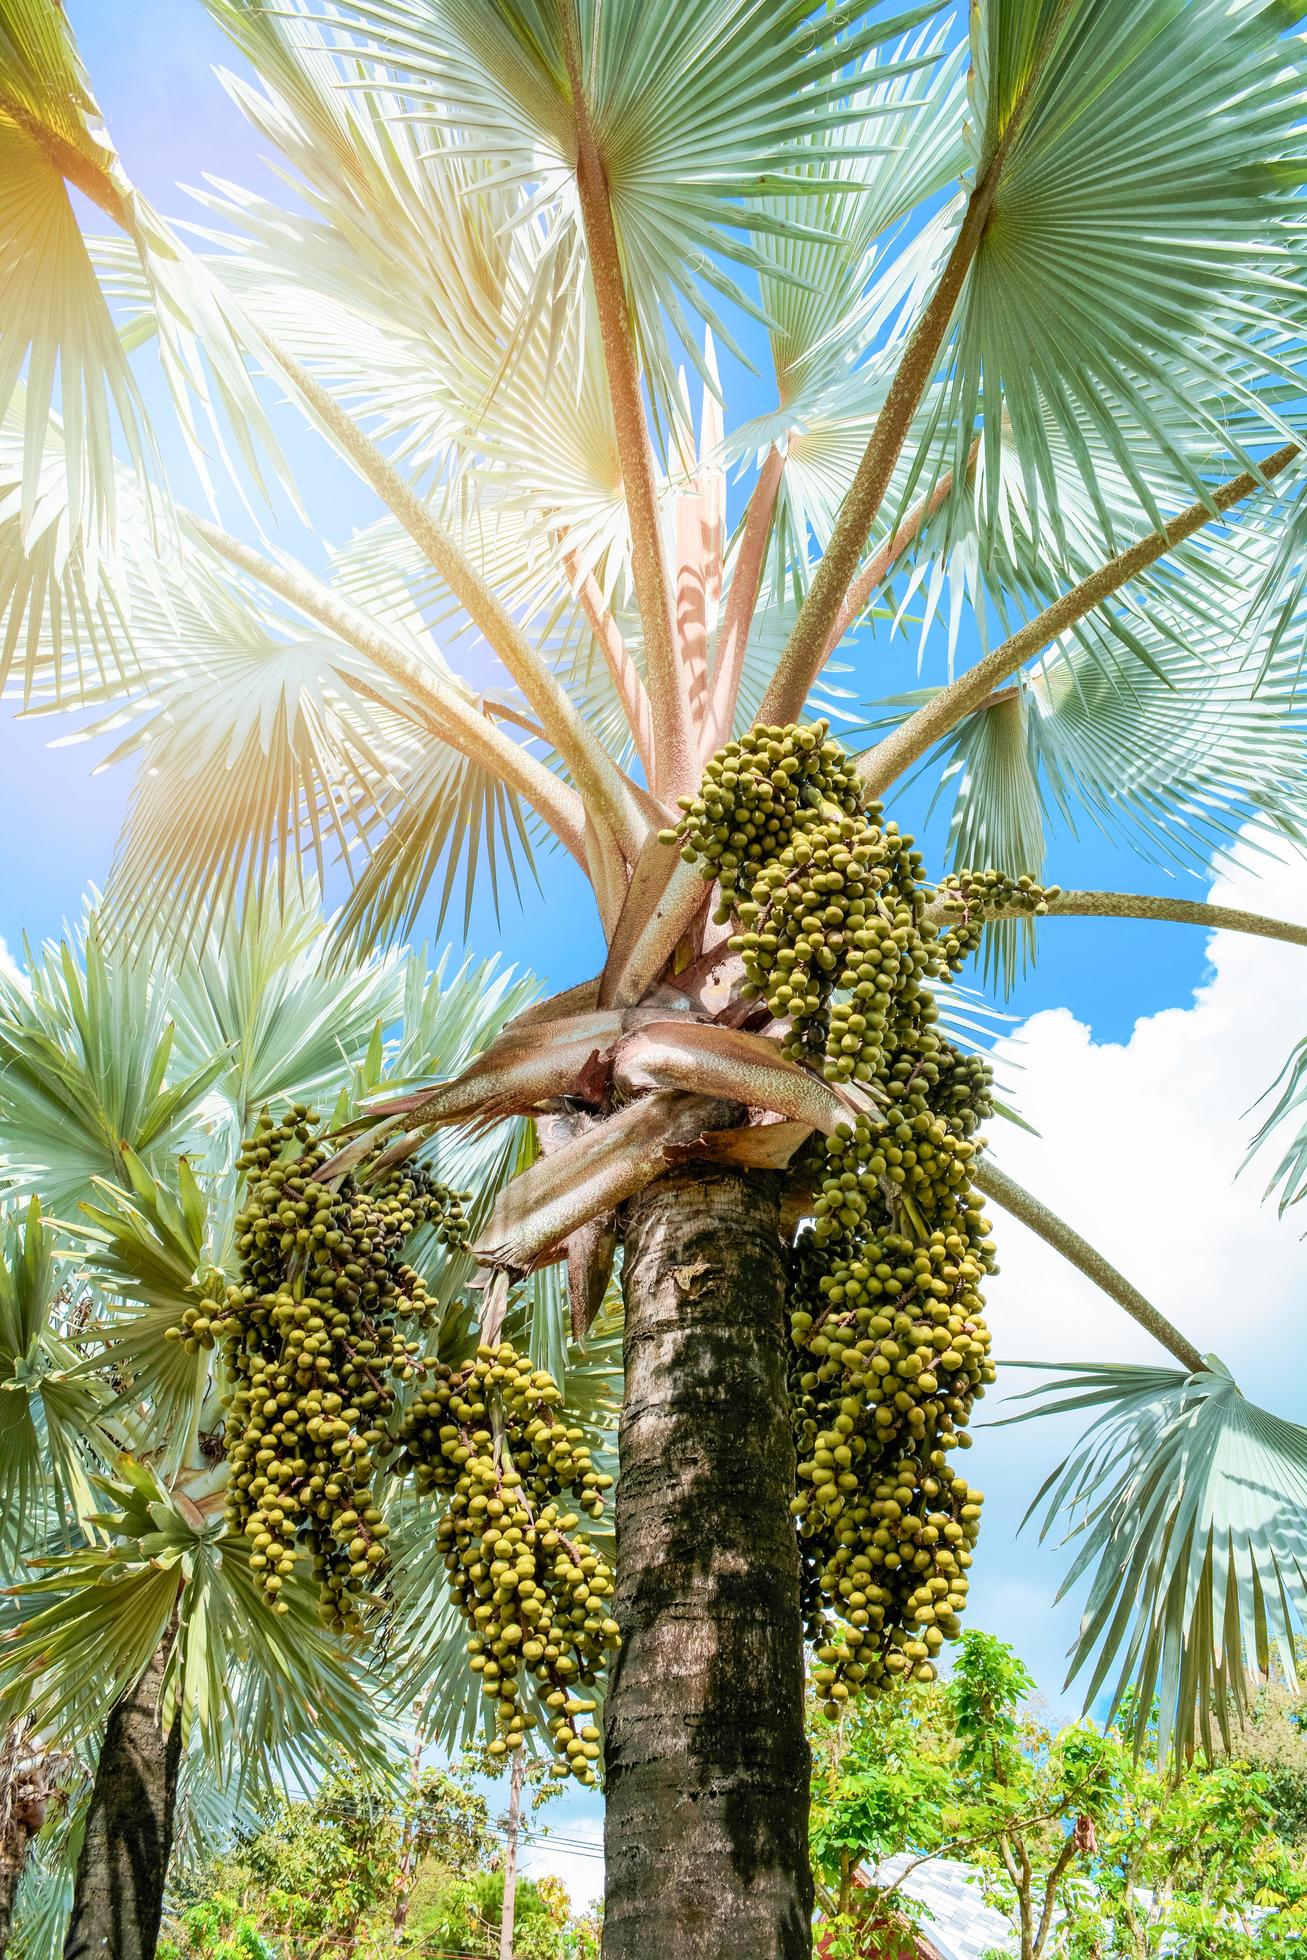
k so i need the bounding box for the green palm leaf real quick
[0,1461,389,1774]
[332,703,539,948]
[945,0,1307,546]
[1245,1036,1307,1219]
[164,885,406,1148]
[754,24,967,421]
[998,1360,1307,1756]
[0,924,224,1216]
[864,572,1307,988]
[183,69,627,552]
[299,0,943,411]
[81,538,541,949]
[74,1152,225,1471]
[0,1204,107,1567]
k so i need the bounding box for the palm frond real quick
[164,883,406,1150]
[0,394,151,709]
[946,0,1307,548]
[0,922,223,1216]
[864,562,1307,988]
[71,525,551,949]
[283,0,946,419]
[0,1462,389,1775]
[999,1360,1307,1757]
[73,1153,225,1472]
[1245,1036,1307,1220]
[0,1203,108,1569]
[754,24,968,419]
[0,0,293,573]
[0,4,149,555]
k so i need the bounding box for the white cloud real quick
[985,840,1307,1381]
[964,835,1307,1701]
[0,937,21,987]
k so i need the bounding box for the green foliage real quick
[810,1631,1307,1960]
[11,0,1307,1924]
[0,899,595,1955]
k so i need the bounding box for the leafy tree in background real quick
[158,1746,592,1960]
[1230,1662,1307,1852]
[810,1636,1307,1960]
[811,1632,1112,1959]
[9,1,1307,1953]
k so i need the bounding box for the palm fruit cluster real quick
[170,1108,468,1629]
[668,722,1005,1714]
[391,1340,617,1782]
[790,1104,996,1712]
[933,868,1060,976]
[790,900,998,1712]
[660,720,870,1064]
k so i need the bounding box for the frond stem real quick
[704,444,786,753]
[563,15,691,803]
[972,1157,1205,1374]
[259,337,646,862]
[484,701,547,743]
[761,444,973,727]
[186,514,588,867]
[857,444,1301,797]
[559,538,655,775]
[1,90,132,231]
[773,174,999,710]
[934,888,1307,949]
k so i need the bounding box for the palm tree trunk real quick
[498,1749,524,1960]
[63,1633,182,1960]
[392,1695,428,1937]
[603,1163,811,1960]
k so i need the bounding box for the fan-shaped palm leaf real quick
[0,0,291,557]
[0,925,223,1217]
[865,576,1307,987]
[998,1360,1307,1757]
[314,0,943,413]
[0,1205,107,1567]
[164,883,406,1148]
[73,1153,225,1472]
[0,1,149,548]
[1244,1035,1307,1219]
[0,1461,388,1776]
[945,0,1307,547]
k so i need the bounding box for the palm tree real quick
[0,895,555,1957]
[7,1,1307,1953]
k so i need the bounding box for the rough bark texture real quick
[604,1165,811,1960]
[63,1638,181,1960]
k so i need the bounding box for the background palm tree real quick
[0,896,603,1957]
[7,1,1307,1955]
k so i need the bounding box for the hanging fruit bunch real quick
[170,1107,468,1630]
[670,722,1053,1716]
[391,1338,617,1781]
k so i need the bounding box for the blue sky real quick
[5,1,1307,1910]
